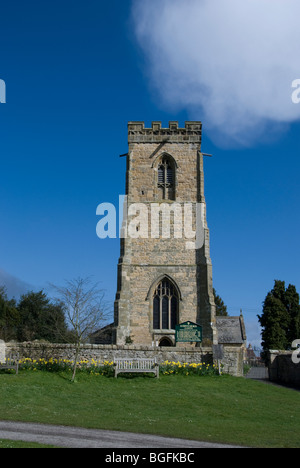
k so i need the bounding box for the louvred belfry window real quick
[157,156,175,200]
[153,279,179,330]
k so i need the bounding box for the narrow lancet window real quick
[157,156,175,200]
[153,278,179,330]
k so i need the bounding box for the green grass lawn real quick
[0,439,58,448]
[0,370,299,448]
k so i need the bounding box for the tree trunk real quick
[71,344,80,382]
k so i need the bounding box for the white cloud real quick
[131,0,300,146]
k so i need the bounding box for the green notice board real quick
[175,321,202,343]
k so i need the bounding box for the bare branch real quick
[49,277,110,381]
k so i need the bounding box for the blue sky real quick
[0,0,300,348]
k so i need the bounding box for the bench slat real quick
[114,358,159,378]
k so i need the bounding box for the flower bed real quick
[160,360,221,376]
[16,357,221,377]
[18,357,115,376]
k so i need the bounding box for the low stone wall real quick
[6,341,244,377]
[268,350,300,388]
[7,341,213,365]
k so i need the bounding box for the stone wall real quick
[268,350,300,387]
[6,341,244,377]
[221,345,245,377]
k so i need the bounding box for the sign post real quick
[213,344,224,374]
[175,321,202,344]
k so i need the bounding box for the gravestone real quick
[0,340,6,363]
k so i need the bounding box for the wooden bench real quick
[114,358,159,378]
[0,353,19,375]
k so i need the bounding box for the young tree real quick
[213,288,228,316]
[51,277,108,382]
[17,290,68,342]
[0,286,19,341]
[284,284,300,344]
[258,292,289,351]
[258,280,300,353]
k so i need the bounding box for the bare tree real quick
[51,277,109,382]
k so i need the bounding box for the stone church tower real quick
[114,121,217,347]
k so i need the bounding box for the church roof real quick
[216,315,246,344]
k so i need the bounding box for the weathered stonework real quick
[89,121,247,376]
[114,121,216,346]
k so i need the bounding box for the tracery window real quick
[157,156,175,200]
[153,278,179,330]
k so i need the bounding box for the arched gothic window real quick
[153,278,179,330]
[157,156,175,200]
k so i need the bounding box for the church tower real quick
[114,121,217,346]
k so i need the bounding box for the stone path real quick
[245,366,269,380]
[0,421,242,448]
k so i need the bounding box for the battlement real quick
[128,121,202,144]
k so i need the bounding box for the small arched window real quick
[153,278,179,330]
[157,156,175,200]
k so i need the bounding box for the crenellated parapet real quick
[128,121,202,144]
